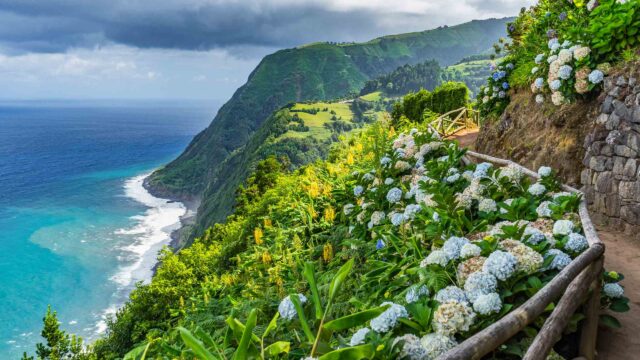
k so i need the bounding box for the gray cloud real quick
[0,0,534,54]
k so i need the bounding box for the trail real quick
[451,130,639,360]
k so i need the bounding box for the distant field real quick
[279,102,354,141]
[360,91,382,102]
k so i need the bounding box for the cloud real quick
[0,0,534,54]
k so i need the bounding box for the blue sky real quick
[0,0,534,100]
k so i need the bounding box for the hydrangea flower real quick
[368,211,386,229]
[403,204,422,220]
[524,226,547,245]
[503,240,543,274]
[363,173,375,182]
[395,334,428,360]
[380,156,391,166]
[473,162,492,178]
[548,38,559,50]
[483,250,518,281]
[536,94,545,104]
[574,46,591,61]
[461,243,482,258]
[435,286,467,304]
[278,294,307,320]
[473,293,502,315]
[464,271,498,302]
[558,65,573,80]
[565,233,588,253]
[406,285,430,304]
[443,236,471,260]
[531,67,539,75]
[421,250,449,267]
[370,302,408,333]
[528,183,546,196]
[603,283,624,298]
[386,187,403,204]
[588,70,604,84]
[558,49,573,64]
[376,239,385,250]
[343,204,354,215]
[551,92,565,106]
[550,79,562,91]
[545,249,572,270]
[534,77,545,89]
[384,177,394,185]
[433,301,476,335]
[502,82,510,90]
[553,219,574,235]
[354,185,364,197]
[420,333,457,359]
[535,54,545,64]
[587,0,599,11]
[536,201,553,217]
[498,91,506,98]
[349,327,370,346]
[501,164,523,182]
[558,11,567,21]
[478,198,497,213]
[389,212,404,226]
[538,166,552,177]
[445,173,460,183]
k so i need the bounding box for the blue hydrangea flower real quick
[473,293,502,315]
[384,177,394,185]
[559,11,567,21]
[432,212,440,222]
[386,187,403,203]
[536,201,553,218]
[498,91,506,98]
[534,77,545,89]
[528,183,546,196]
[464,271,498,302]
[380,156,392,166]
[524,226,547,245]
[370,302,408,333]
[565,233,588,253]
[445,173,460,183]
[435,286,467,304]
[603,283,624,298]
[403,204,422,220]
[559,65,573,80]
[548,38,559,49]
[442,236,471,260]
[376,239,386,250]
[589,70,604,84]
[390,212,404,226]
[395,334,428,360]
[502,82,510,90]
[506,63,514,70]
[483,251,518,281]
[406,285,430,304]
[278,294,307,321]
[538,166,552,177]
[473,162,492,178]
[550,79,562,91]
[545,249,572,270]
[354,185,364,197]
[363,173,375,181]
[350,327,370,346]
[492,71,506,81]
[535,54,545,64]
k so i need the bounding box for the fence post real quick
[578,256,604,360]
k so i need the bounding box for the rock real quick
[596,113,609,125]
[602,96,614,114]
[606,194,620,217]
[613,100,629,121]
[630,77,637,87]
[619,181,637,200]
[614,145,637,158]
[609,86,621,98]
[581,168,592,185]
[621,204,640,224]
[606,112,620,130]
[616,75,628,87]
[624,159,637,179]
[626,132,640,152]
[589,156,608,171]
[595,171,614,193]
[613,157,626,178]
[633,106,640,123]
[606,130,621,145]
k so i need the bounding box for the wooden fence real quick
[439,151,605,360]
[427,107,480,137]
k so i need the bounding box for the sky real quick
[0,0,535,100]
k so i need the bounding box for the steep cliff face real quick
[147,17,512,229]
[476,90,599,186]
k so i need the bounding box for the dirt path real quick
[595,227,640,360]
[448,128,478,149]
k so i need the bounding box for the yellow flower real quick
[262,251,272,264]
[179,296,185,308]
[355,143,363,152]
[389,126,396,137]
[307,181,320,198]
[221,273,235,286]
[323,243,333,262]
[307,204,317,219]
[254,227,263,245]
[263,218,272,228]
[292,233,303,250]
[324,206,336,222]
[346,152,355,165]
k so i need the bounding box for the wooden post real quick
[579,256,604,360]
[522,257,603,360]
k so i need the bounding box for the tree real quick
[30,306,87,360]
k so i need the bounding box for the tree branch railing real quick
[439,151,605,360]
[429,107,480,137]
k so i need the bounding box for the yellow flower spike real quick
[254,227,263,245]
[262,251,272,264]
[179,296,185,308]
[389,126,396,136]
[323,243,333,262]
[355,143,363,152]
[307,204,317,219]
[346,152,354,165]
[263,218,272,228]
[323,206,336,223]
[292,233,303,250]
[307,181,320,198]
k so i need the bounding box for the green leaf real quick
[318,344,375,360]
[263,341,290,357]
[304,262,324,320]
[609,298,630,313]
[290,293,315,343]
[225,318,261,343]
[323,305,390,331]
[233,309,257,360]
[178,327,217,360]
[262,312,279,340]
[124,343,148,360]
[600,314,622,329]
[527,276,542,290]
[329,259,354,304]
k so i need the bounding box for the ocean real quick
[0,100,216,358]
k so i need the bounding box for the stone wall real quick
[582,72,640,235]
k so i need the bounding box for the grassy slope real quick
[148,17,512,228]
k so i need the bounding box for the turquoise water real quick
[0,100,215,358]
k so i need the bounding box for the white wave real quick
[94,172,186,335]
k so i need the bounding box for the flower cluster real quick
[478,62,514,115]
[370,302,408,333]
[278,294,307,321]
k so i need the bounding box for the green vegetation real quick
[391,82,470,123]
[359,60,442,96]
[146,17,512,229]
[442,59,493,97]
[359,92,382,102]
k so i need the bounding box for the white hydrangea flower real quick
[536,201,553,217]
[386,187,403,204]
[565,233,588,253]
[370,302,408,333]
[343,204,355,215]
[464,271,498,302]
[368,211,386,229]
[499,198,514,214]
[420,333,457,359]
[483,250,518,281]
[558,49,573,64]
[278,294,307,320]
[395,334,428,360]
[384,177,394,185]
[395,161,412,171]
[545,249,572,270]
[528,183,546,196]
[524,226,547,245]
[535,53,545,64]
[500,164,523,183]
[403,204,422,220]
[349,327,370,346]
[552,192,572,200]
[558,65,573,80]
[603,283,624,298]
[537,166,552,177]
[435,286,467,304]
[531,66,539,74]
[421,250,449,268]
[406,284,430,304]
[551,91,565,106]
[553,220,574,236]
[445,173,461,183]
[472,292,502,315]
[354,185,364,197]
[550,79,562,91]
[462,170,474,182]
[460,243,482,258]
[432,301,476,335]
[573,46,591,61]
[478,198,497,213]
[442,236,471,261]
[547,54,559,63]
[587,0,598,11]
[535,94,544,104]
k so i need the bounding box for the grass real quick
[359,91,383,102]
[279,102,355,141]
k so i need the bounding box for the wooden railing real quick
[439,151,605,360]
[428,107,480,137]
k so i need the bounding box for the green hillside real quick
[146,17,512,229]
